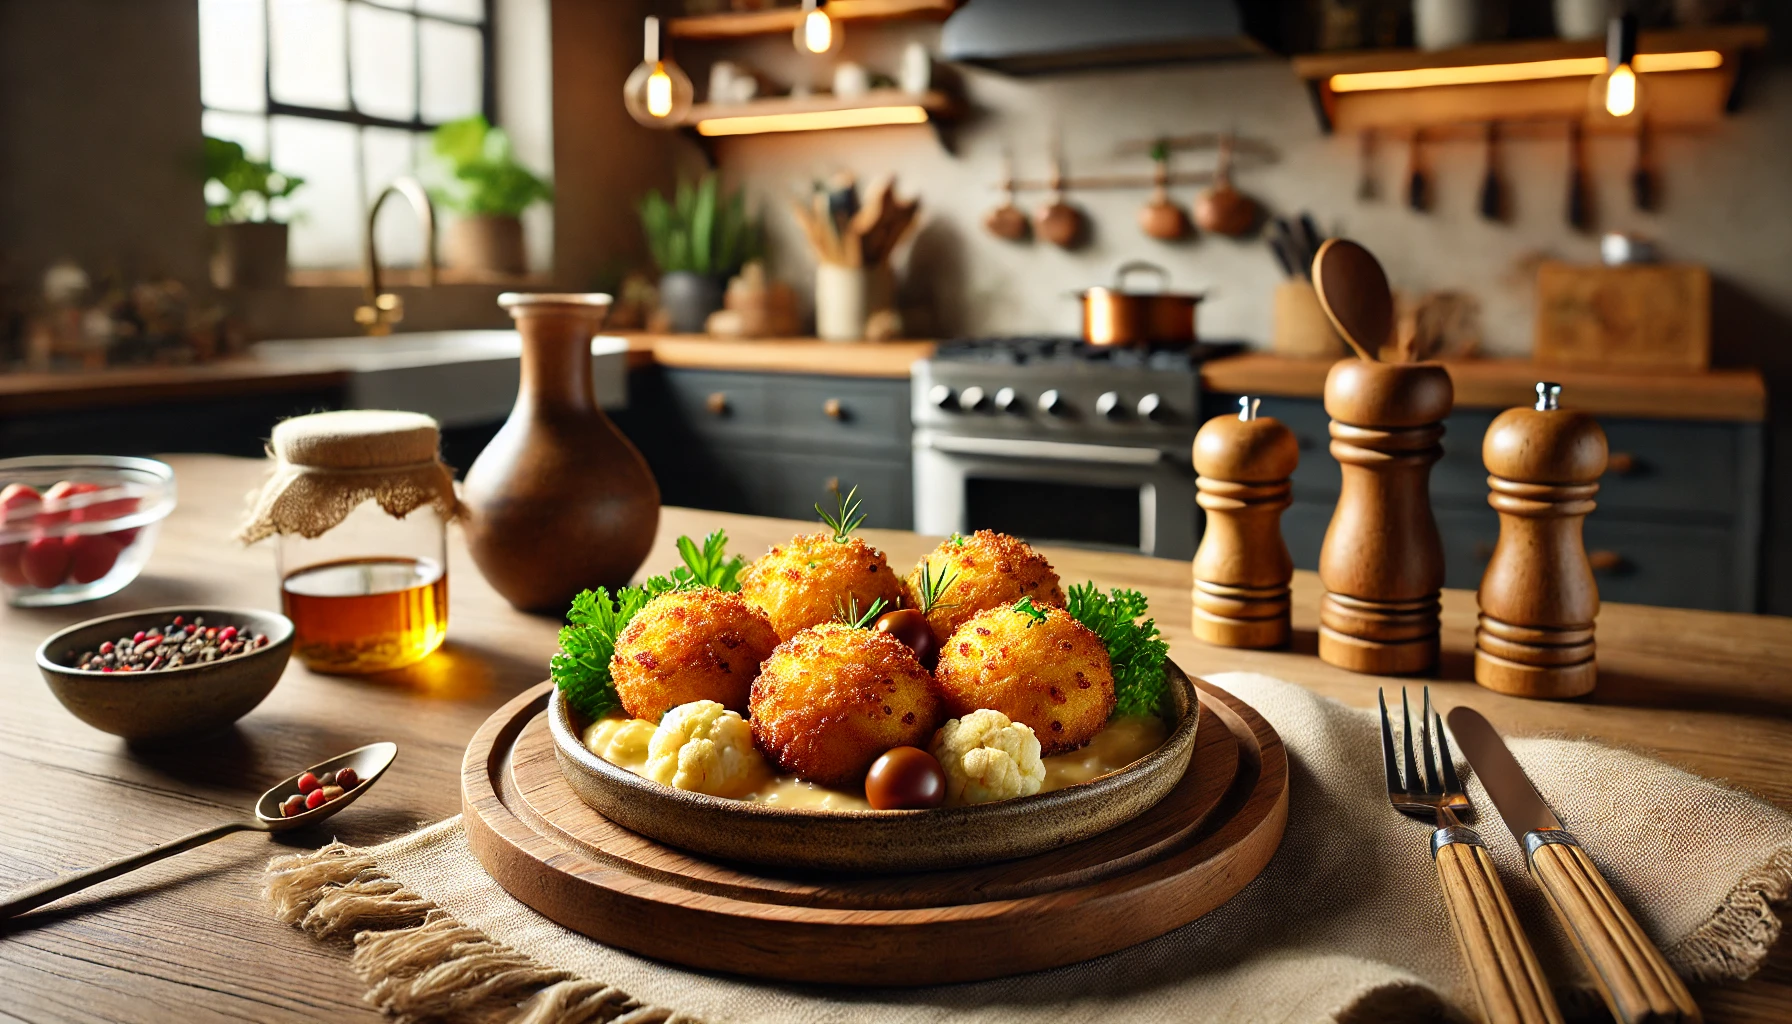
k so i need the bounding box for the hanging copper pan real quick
[1078,261,1203,347]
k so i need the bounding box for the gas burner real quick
[932,336,1242,370]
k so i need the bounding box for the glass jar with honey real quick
[239,410,459,674]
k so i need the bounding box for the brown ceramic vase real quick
[461,293,660,613]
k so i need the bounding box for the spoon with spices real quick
[0,742,397,920]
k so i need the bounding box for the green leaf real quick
[427,115,552,216]
[1066,583,1170,720]
[202,135,306,224]
[635,173,760,275]
[551,585,649,719]
[1012,597,1048,625]
[690,174,717,275]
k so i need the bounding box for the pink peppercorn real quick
[171,615,183,626]
[304,788,328,810]
[219,626,237,642]
[335,767,360,789]
[297,771,321,794]
[99,641,113,655]
[132,631,145,643]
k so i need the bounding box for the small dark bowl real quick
[36,606,295,739]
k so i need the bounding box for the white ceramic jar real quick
[1414,0,1480,51]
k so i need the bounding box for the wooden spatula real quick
[1312,238,1387,361]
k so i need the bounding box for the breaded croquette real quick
[749,623,942,787]
[905,530,1065,640]
[610,587,779,721]
[739,533,905,641]
[933,604,1115,755]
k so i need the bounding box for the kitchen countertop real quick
[0,453,1789,1022]
[0,338,1768,423]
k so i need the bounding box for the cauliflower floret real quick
[583,716,656,771]
[931,709,1046,806]
[644,700,768,798]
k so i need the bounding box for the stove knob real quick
[929,384,956,410]
[1138,393,1165,421]
[1096,391,1125,420]
[994,386,1019,413]
[1038,389,1066,416]
[958,385,987,411]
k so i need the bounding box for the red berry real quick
[334,767,359,790]
[20,536,72,589]
[219,626,238,642]
[132,631,146,643]
[0,483,41,517]
[171,615,183,626]
[38,481,99,528]
[297,771,321,794]
[99,641,114,654]
[67,533,123,584]
[0,542,26,587]
[304,788,328,810]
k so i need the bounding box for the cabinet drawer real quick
[665,370,909,454]
[678,445,913,531]
[1594,419,1745,518]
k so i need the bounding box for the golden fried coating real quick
[610,587,780,721]
[749,623,943,788]
[739,532,905,641]
[905,530,1065,640]
[933,605,1115,755]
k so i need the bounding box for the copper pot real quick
[1078,261,1203,347]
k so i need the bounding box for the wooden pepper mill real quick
[1192,397,1298,648]
[1318,358,1454,674]
[1475,382,1609,699]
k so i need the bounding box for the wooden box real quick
[1534,262,1710,372]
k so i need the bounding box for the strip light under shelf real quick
[694,104,931,136]
[1328,49,1722,93]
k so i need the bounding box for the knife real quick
[1446,707,1701,1024]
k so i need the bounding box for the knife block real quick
[1192,398,1298,648]
[1475,384,1609,699]
[1318,359,1453,675]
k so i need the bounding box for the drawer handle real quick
[1588,550,1627,573]
[706,392,729,416]
[824,398,845,420]
[1605,451,1639,477]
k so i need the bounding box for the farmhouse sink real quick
[250,330,629,427]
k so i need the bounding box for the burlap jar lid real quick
[238,410,460,543]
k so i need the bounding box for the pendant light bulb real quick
[1605,64,1637,117]
[1591,12,1643,120]
[624,16,693,128]
[793,0,842,55]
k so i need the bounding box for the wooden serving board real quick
[462,679,1289,986]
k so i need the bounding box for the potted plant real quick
[429,115,553,277]
[204,137,304,289]
[638,174,761,334]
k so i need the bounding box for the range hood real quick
[939,0,1278,75]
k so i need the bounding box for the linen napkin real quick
[266,672,1792,1024]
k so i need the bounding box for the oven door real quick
[913,433,1196,560]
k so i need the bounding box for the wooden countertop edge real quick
[1200,353,1768,423]
[0,344,1768,421]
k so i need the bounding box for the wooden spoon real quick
[1034,153,1085,249]
[0,741,398,919]
[1311,237,1387,362]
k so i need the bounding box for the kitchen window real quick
[199,0,493,271]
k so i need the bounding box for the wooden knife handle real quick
[1434,828,1565,1024]
[1527,833,1701,1023]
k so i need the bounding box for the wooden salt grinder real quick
[1476,383,1608,699]
[1192,397,1298,648]
[1318,359,1454,675]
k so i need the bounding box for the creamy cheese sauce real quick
[582,713,1169,811]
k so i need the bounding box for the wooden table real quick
[2,455,1789,1023]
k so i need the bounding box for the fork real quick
[1381,687,1564,1024]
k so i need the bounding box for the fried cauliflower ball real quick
[750,623,942,788]
[931,709,1046,806]
[934,605,1116,755]
[610,587,779,721]
[906,530,1065,640]
[644,700,769,798]
[739,533,905,641]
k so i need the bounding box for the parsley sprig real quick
[1066,583,1170,720]
[551,530,744,718]
[1012,596,1048,625]
[816,485,866,543]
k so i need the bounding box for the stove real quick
[911,337,1239,560]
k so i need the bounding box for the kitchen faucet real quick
[355,176,437,335]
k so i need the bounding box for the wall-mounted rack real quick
[995,134,1278,193]
[668,0,960,40]
[1292,24,1767,133]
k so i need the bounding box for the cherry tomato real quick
[67,533,124,584]
[20,535,72,589]
[865,746,946,810]
[873,608,940,670]
[0,542,25,587]
[38,481,99,528]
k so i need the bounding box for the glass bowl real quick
[0,456,176,607]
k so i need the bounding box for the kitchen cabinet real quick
[1210,393,1765,613]
[626,367,914,530]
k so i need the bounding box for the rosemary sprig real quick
[834,594,890,629]
[816,485,866,543]
[914,561,959,615]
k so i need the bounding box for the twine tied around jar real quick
[237,410,461,544]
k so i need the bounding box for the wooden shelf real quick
[680,88,955,137]
[1292,24,1768,133]
[668,0,959,40]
